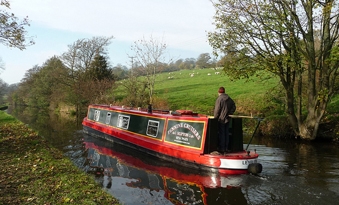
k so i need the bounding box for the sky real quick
[0,0,216,85]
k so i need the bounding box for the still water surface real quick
[8,107,339,205]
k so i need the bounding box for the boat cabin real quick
[84,105,245,155]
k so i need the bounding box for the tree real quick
[61,36,113,75]
[0,78,7,104]
[30,57,67,108]
[131,35,168,104]
[179,58,196,70]
[60,36,114,113]
[4,83,17,104]
[9,53,116,111]
[208,0,339,140]
[86,53,114,81]
[0,0,34,50]
[120,69,149,108]
[13,65,41,106]
[83,53,115,104]
[174,59,183,68]
[112,64,128,80]
[10,57,68,108]
[196,53,212,69]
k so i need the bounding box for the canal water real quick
[8,107,339,205]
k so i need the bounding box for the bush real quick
[259,115,295,138]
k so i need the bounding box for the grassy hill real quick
[114,68,280,116]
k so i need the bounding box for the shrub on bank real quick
[259,115,295,138]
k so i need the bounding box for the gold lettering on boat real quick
[167,123,201,140]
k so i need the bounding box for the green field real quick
[114,68,280,116]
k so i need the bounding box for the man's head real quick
[218,87,225,94]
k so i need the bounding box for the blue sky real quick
[0,0,215,84]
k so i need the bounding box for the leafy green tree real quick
[208,0,339,140]
[120,70,148,108]
[40,56,69,108]
[82,53,115,104]
[0,0,34,50]
[12,65,41,106]
[196,53,212,69]
[86,54,114,81]
[9,57,68,108]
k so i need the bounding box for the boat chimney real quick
[148,104,152,114]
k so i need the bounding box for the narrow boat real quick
[82,104,263,175]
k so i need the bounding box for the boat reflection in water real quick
[83,135,248,205]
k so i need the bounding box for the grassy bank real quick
[0,111,120,205]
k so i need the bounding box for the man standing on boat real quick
[214,86,236,154]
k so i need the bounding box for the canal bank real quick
[0,111,120,204]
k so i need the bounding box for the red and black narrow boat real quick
[82,104,262,175]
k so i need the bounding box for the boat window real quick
[146,120,159,137]
[117,114,130,129]
[105,112,112,124]
[94,110,100,121]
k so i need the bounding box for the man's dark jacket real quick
[214,93,236,123]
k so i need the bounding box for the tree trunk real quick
[299,118,319,140]
[285,86,299,133]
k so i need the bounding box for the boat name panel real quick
[165,120,205,149]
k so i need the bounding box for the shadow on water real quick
[7,106,339,205]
